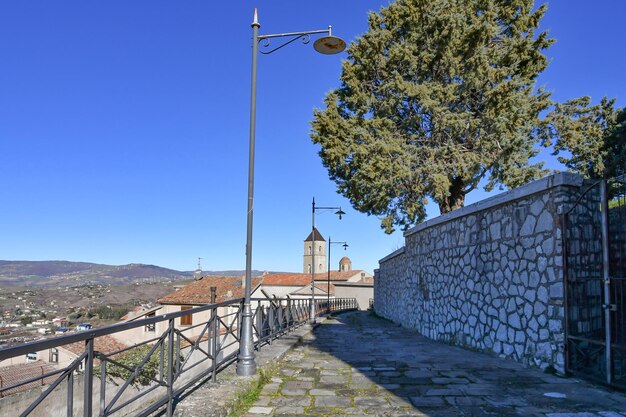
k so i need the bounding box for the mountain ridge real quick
[0,260,268,287]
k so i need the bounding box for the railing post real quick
[278,302,284,332]
[268,304,275,344]
[159,341,164,383]
[286,298,292,330]
[255,303,260,340]
[67,372,74,417]
[99,358,106,416]
[83,338,94,417]
[210,287,218,383]
[600,179,613,385]
[167,319,175,417]
[176,332,181,376]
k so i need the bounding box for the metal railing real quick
[0,294,358,417]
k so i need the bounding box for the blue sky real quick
[1,1,624,274]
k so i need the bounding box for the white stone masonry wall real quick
[375,173,585,372]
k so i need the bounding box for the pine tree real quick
[311,0,553,233]
[541,96,626,179]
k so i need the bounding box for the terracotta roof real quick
[0,361,57,397]
[339,256,351,263]
[262,270,366,285]
[304,227,325,242]
[158,276,262,305]
[62,335,128,357]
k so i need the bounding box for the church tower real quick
[303,227,326,274]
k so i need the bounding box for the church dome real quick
[339,256,352,271]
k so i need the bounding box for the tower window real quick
[307,264,311,273]
[318,245,322,253]
[308,246,312,254]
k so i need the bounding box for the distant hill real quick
[0,260,269,288]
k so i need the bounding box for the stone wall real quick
[375,173,585,372]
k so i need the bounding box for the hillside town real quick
[0,228,372,371]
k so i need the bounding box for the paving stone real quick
[315,396,353,407]
[353,396,389,407]
[282,380,313,389]
[248,406,273,414]
[425,388,465,396]
[238,312,626,417]
[320,375,349,384]
[260,383,280,395]
[254,396,272,406]
[431,377,470,385]
[310,388,335,396]
[409,396,447,407]
[280,387,308,396]
[274,406,305,415]
[270,396,312,407]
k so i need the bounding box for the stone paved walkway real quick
[243,311,626,417]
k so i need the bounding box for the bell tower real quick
[303,227,326,274]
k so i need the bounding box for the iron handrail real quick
[0,296,358,417]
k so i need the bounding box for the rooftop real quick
[304,227,325,242]
[158,276,263,305]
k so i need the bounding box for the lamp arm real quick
[258,29,330,55]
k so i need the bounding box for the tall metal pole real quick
[600,180,612,384]
[327,236,331,314]
[310,198,316,324]
[237,8,259,377]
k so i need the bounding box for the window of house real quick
[49,348,58,363]
[25,352,37,362]
[180,306,193,326]
[145,312,156,332]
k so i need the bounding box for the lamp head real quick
[313,36,346,55]
[342,243,349,250]
[335,208,346,220]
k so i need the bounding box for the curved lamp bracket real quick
[259,33,312,55]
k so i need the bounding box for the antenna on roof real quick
[194,257,204,280]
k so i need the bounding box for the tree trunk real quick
[438,177,466,214]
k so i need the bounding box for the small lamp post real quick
[327,236,348,314]
[238,9,346,377]
[310,198,345,324]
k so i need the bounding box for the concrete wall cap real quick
[379,246,406,264]
[404,172,583,238]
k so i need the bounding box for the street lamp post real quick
[237,9,346,377]
[327,236,348,314]
[310,198,345,324]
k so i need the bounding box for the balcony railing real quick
[0,295,358,417]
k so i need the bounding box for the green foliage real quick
[97,343,180,387]
[609,197,624,210]
[68,311,82,320]
[541,97,626,179]
[20,316,33,325]
[311,0,553,232]
[88,305,128,320]
[228,369,272,417]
